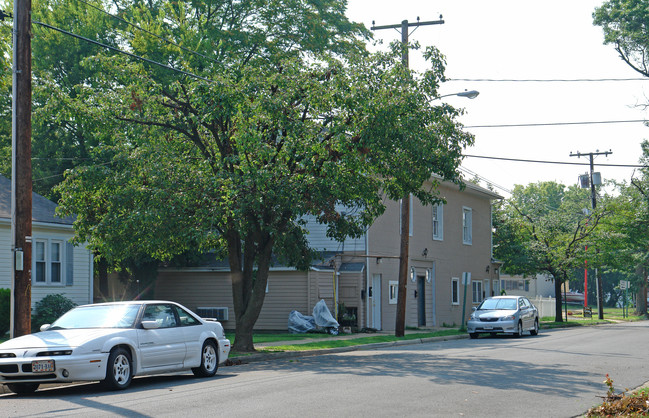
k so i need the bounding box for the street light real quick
[437,89,480,100]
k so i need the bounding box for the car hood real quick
[475,310,517,319]
[0,328,128,349]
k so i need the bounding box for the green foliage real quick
[0,288,9,336]
[594,0,649,77]
[31,294,77,332]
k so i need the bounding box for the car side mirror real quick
[472,307,477,312]
[40,324,51,332]
[141,320,161,330]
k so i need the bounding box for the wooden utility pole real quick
[11,0,33,337]
[570,150,611,321]
[371,17,444,337]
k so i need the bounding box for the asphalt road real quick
[2,322,648,417]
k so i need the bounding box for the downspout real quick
[365,227,370,329]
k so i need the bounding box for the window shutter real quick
[66,242,74,285]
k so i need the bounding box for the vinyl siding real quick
[0,222,92,308]
[155,270,311,331]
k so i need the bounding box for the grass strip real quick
[256,329,462,353]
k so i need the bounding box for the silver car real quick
[467,296,539,339]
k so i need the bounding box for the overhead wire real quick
[71,0,220,66]
[449,77,649,82]
[32,19,213,82]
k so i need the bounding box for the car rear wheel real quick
[530,319,539,336]
[103,347,133,390]
[6,383,39,395]
[515,321,523,338]
[192,340,218,377]
[469,333,479,339]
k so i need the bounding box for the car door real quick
[137,303,186,369]
[173,305,204,367]
[519,298,532,329]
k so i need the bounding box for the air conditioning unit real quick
[196,307,229,321]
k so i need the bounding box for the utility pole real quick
[371,16,444,337]
[570,150,611,321]
[11,0,33,337]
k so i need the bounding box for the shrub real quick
[0,288,9,337]
[32,294,77,332]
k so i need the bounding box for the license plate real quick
[484,325,493,330]
[32,360,55,373]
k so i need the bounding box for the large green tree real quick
[44,0,472,351]
[494,182,604,322]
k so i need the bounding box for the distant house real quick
[0,175,93,308]
[153,178,502,331]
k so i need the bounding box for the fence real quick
[531,296,556,319]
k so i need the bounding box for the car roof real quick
[486,296,523,300]
[75,300,180,308]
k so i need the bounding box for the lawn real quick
[227,329,463,356]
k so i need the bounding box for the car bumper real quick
[467,319,518,334]
[218,338,231,363]
[0,353,109,385]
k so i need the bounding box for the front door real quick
[371,274,381,330]
[417,276,426,327]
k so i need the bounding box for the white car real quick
[0,301,231,394]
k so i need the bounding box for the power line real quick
[463,154,646,168]
[449,77,648,82]
[464,119,647,129]
[32,19,213,83]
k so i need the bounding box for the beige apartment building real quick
[153,178,501,332]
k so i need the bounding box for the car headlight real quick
[501,315,515,321]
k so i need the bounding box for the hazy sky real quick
[346,0,649,196]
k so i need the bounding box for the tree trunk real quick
[229,231,275,353]
[97,256,109,302]
[635,267,647,316]
[554,278,564,322]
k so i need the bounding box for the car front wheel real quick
[515,321,523,338]
[103,347,133,390]
[192,340,218,377]
[6,383,39,395]
[469,333,479,339]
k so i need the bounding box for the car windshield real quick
[478,298,517,310]
[49,304,141,329]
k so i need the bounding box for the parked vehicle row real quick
[0,301,230,394]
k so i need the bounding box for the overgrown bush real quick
[32,294,77,332]
[0,288,10,337]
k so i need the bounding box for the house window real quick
[432,204,443,240]
[51,242,62,283]
[472,280,483,303]
[35,241,46,283]
[462,207,473,245]
[451,277,459,305]
[33,238,65,285]
[388,281,398,304]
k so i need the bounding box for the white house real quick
[0,175,93,308]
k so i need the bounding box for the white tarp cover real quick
[287,299,339,333]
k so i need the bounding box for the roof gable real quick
[0,175,75,225]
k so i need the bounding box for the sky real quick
[345,0,649,196]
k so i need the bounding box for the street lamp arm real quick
[436,90,480,100]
